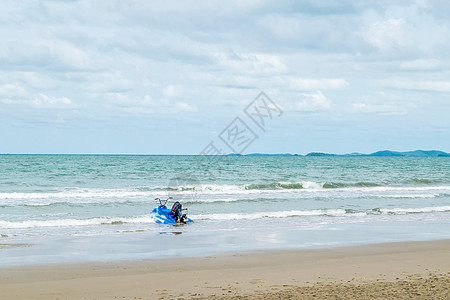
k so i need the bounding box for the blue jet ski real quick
[151,197,193,224]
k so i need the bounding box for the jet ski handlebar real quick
[155,197,173,207]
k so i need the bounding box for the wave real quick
[245,182,310,190]
[18,202,84,208]
[322,182,381,188]
[0,181,377,200]
[1,205,449,229]
[192,209,367,220]
[406,178,443,185]
[344,185,450,193]
[1,183,449,205]
[376,194,439,199]
[0,210,364,228]
[0,215,154,229]
[234,181,381,190]
[377,206,450,215]
[0,190,159,200]
[195,206,450,220]
[194,206,450,220]
[17,200,145,208]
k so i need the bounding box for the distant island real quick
[229,150,450,157]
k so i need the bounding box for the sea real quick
[1,155,449,266]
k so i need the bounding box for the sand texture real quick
[0,240,449,299]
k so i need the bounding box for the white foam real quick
[380,206,450,215]
[1,184,449,207]
[347,186,450,192]
[0,215,154,229]
[1,204,448,229]
[0,181,322,201]
[377,194,439,199]
[300,181,323,189]
[0,190,161,200]
[192,209,364,221]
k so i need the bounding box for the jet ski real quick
[151,197,193,224]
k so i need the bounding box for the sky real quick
[0,0,449,154]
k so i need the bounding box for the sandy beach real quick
[0,239,449,299]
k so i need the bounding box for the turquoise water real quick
[1,155,449,265]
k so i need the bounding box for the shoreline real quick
[1,239,449,299]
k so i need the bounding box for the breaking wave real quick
[193,209,365,220]
[377,206,450,215]
[0,215,154,229]
[1,205,449,229]
[1,183,449,207]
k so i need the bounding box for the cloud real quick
[107,92,197,114]
[32,94,73,108]
[288,78,349,90]
[359,4,450,55]
[0,83,28,100]
[175,101,198,112]
[0,37,94,71]
[213,51,287,74]
[351,102,406,116]
[110,93,162,107]
[362,18,410,51]
[386,80,450,92]
[163,85,184,98]
[290,91,331,112]
[257,11,363,53]
[0,83,73,109]
[399,59,441,71]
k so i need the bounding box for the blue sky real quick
[0,0,449,154]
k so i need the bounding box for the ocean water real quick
[1,155,449,266]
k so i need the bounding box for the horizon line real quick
[0,149,449,156]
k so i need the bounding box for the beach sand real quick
[0,243,34,249]
[0,240,449,299]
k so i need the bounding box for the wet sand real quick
[0,240,449,299]
[0,243,34,249]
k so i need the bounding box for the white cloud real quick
[163,85,184,98]
[0,37,93,71]
[110,93,161,107]
[175,101,198,112]
[107,93,197,114]
[9,72,60,90]
[0,83,73,109]
[386,80,450,92]
[0,83,28,100]
[360,4,450,55]
[85,72,134,93]
[288,78,349,90]
[400,59,441,71]
[291,91,331,112]
[258,12,362,53]
[362,18,410,51]
[32,94,73,108]
[351,102,406,116]
[214,51,287,74]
